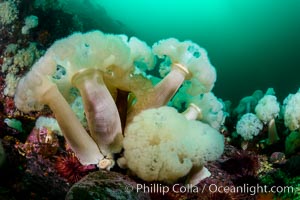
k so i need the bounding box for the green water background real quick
[64,0,300,105]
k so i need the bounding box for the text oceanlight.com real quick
[127,183,294,196]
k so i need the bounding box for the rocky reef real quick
[0,1,299,200]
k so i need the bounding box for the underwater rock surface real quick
[66,170,151,200]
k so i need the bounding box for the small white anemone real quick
[255,95,280,123]
[283,91,300,131]
[236,113,263,141]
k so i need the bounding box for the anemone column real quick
[72,68,123,160]
[41,81,104,165]
[127,63,189,122]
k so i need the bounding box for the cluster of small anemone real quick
[233,87,300,154]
